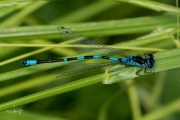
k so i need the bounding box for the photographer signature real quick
[6,105,23,114]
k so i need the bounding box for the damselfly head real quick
[147,54,155,68]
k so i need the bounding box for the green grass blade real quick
[0,14,177,40]
[0,74,103,111]
[53,1,118,23]
[139,98,180,120]
[0,1,48,28]
[113,0,180,14]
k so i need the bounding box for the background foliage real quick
[0,0,180,120]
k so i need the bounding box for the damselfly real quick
[21,26,155,77]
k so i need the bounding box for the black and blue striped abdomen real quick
[21,55,122,66]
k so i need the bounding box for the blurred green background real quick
[0,0,180,120]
